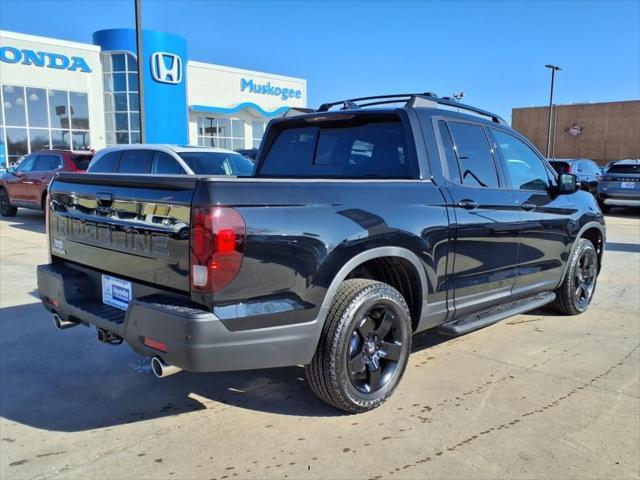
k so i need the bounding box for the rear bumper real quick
[37,263,320,372]
[602,197,640,207]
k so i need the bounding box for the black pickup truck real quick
[37,93,605,413]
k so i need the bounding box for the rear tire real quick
[554,238,598,315]
[0,188,17,217]
[305,279,412,413]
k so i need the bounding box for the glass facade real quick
[197,116,246,150]
[102,52,140,145]
[252,120,266,148]
[0,84,91,165]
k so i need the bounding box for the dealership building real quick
[0,29,307,165]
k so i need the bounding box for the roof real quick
[96,144,238,155]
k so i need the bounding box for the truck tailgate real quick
[48,173,197,292]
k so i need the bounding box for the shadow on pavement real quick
[605,242,640,253]
[0,210,46,235]
[0,303,456,432]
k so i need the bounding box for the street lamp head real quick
[545,64,562,71]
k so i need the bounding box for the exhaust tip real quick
[151,356,164,378]
[151,356,182,378]
[53,313,78,330]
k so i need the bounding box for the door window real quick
[152,152,185,174]
[16,155,37,172]
[446,122,500,188]
[437,121,462,183]
[493,129,550,191]
[33,154,61,171]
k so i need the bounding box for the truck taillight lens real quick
[190,207,245,293]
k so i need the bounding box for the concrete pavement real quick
[1,209,639,480]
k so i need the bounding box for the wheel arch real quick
[558,221,606,286]
[316,247,428,333]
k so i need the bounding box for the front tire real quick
[305,279,412,413]
[554,238,599,315]
[0,188,17,217]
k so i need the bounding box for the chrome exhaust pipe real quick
[53,313,78,330]
[151,356,182,378]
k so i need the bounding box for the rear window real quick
[72,155,92,171]
[607,163,640,174]
[88,151,119,173]
[550,161,571,174]
[118,150,155,174]
[259,118,415,178]
[178,152,254,176]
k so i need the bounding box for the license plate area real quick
[621,182,635,189]
[102,275,132,311]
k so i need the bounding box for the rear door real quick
[437,120,520,317]
[27,153,62,204]
[48,173,197,292]
[490,128,572,297]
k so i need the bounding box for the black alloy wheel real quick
[574,247,597,310]
[347,305,404,394]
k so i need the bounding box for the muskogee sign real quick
[241,78,302,101]
[0,45,92,73]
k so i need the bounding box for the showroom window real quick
[102,52,140,145]
[197,116,245,150]
[252,120,266,148]
[0,84,91,165]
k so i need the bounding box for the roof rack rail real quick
[317,92,507,124]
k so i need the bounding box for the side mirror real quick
[558,173,578,194]
[6,166,16,174]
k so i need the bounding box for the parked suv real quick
[597,159,640,212]
[0,150,93,217]
[548,158,601,195]
[88,145,255,175]
[37,93,605,413]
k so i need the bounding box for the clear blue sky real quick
[1,0,638,122]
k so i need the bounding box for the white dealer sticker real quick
[102,275,132,311]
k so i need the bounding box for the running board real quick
[437,292,556,336]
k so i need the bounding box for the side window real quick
[118,150,154,174]
[16,155,37,172]
[152,152,184,174]
[447,122,499,188]
[438,121,461,183]
[493,129,550,191]
[34,154,61,171]
[89,151,119,173]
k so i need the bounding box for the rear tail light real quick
[566,164,572,174]
[45,191,51,262]
[190,207,245,293]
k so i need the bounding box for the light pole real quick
[545,64,561,158]
[452,92,465,102]
[135,0,146,143]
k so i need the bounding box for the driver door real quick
[4,154,37,201]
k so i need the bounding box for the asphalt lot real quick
[1,209,639,480]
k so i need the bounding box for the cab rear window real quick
[607,164,640,174]
[258,117,416,178]
[71,155,93,171]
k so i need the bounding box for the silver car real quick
[598,159,640,212]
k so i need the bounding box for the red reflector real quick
[46,296,59,308]
[144,338,168,353]
[216,228,237,253]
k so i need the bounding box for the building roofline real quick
[187,60,306,84]
[513,99,640,111]
[0,29,101,52]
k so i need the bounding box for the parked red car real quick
[0,150,93,217]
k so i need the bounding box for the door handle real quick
[457,199,479,210]
[521,201,537,211]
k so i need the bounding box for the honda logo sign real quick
[150,52,182,84]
